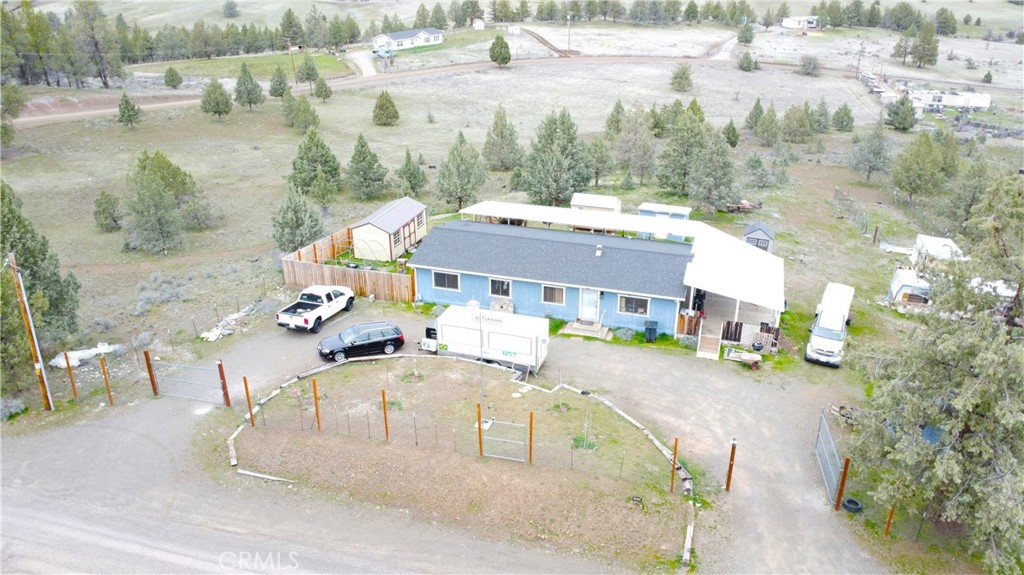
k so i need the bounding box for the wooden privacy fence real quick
[281,227,414,302]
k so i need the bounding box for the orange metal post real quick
[217,360,231,407]
[312,378,322,433]
[477,403,483,458]
[243,376,255,428]
[528,411,534,465]
[381,389,389,441]
[100,355,114,406]
[144,349,159,396]
[834,457,851,510]
[8,254,51,411]
[884,503,897,536]
[725,438,737,492]
[670,436,679,493]
[64,352,78,400]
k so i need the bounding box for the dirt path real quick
[346,48,379,77]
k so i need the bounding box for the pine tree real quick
[436,132,487,210]
[832,103,854,132]
[307,167,339,215]
[982,70,992,84]
[811,98,830,134]
[780,104,812,143]
[910,22,939,68]
[223,0,240,18]
[738,51,759,71]
[272,192,324,252]
[1,181,81,339]
[522,110,593,205]
[482,104,524,171]
[295,53,319,91]
[313,77,333,102]
[200,78,232,120]
[605,99,625,138]
[657,111,705,196]
[396,148,428,196]
[755,103,780,146]
[372,91,400,126]
[269,64,289,98]
[281,89,296,126]
[891,131,944,203]
[124,170,183,254]
[430,3,449,29]
[134,150,214,231]
[489,34,511,66]
[686,98,705,122]
[738,23,754,44]
[117,92,142,127]
[346,134,389,201]
[886,95,917,132]
[93,190,122,232]
[670,62,693,92]
[723,119,739,147]
[291,95,320,133]
[744,97,764,130]
[289,129,341,195]
[233,62,265,111]
[587,138,615,186]
[613,104,657,185]
[164,66,183,89]
[849,122,890,182]
[415,3,431,28]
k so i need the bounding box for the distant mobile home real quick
[371,28,444,53]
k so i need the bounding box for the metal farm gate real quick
[152,359,229,405]
[814,412,842,505]
[482,419,527,462]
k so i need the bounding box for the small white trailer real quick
[419,302,550,374]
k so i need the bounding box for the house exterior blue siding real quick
[414,269,681,334]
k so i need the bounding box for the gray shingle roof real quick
[352,197,426,234]
[409,220,693,299]
[743,222,774,239]
[386,28,444,41]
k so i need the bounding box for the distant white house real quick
[781,16,818,29]
[371,28,444,53]
[906,89,992,113]
[570,192,622,213]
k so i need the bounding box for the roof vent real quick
[595,245,603,257]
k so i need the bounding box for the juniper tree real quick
[892,131,944,203]
[744,97,764,130]
[272,192,324,252]
[587,138,614,186]
[289,129,341,195]
[124,169,184,254]
[269,64,289,98]
[522,110,592,205]
[117,92,142,127]
[164,66,183,89]
[200,78,232,120]
[482,103,524,171]
[831,103,854,132]
[281,89,296,126]
[605,99,626,138]
[291,95,320,133]
[233,62,265,111]
[612,104,657,185]
[755,103,780,146]
[436,132,487,210]
[780,104,812,144]
[313,77,333,102]
[346,134,388,201]
[395,148,428,196]
[295,53,319,91]
[93,190,122,232]
[489,34,511,66]
[372,90,399,126]
[307,167,339,215]
[723,119,740,147]
[670,63,693,92]
[849,122,890,182]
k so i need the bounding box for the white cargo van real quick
[805,283,855,367]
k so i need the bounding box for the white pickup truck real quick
[276,285,354,333]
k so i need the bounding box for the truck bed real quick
[279,301,321,316]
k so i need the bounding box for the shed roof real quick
[386,27,443,41]
[911,234,964,264]
[743,222,774,239]
[570,192,621,211]
[459,201,785,312]
[409,220,694,300]
[352,197,426,234]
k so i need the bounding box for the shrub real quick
[1,398,27,421]
[738,51,760,71]
[797,55,821,76]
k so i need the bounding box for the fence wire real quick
[815,412,842,505]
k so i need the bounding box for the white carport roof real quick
[459,201,785,312]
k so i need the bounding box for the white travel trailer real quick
[419,302,550,374]
[805,283,855,367]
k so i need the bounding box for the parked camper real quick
[805,283,855,367]
[419,302,550,374]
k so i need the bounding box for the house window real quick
[746,238,758,246]
[393,231,401,247]
[490,279,510,297]
[619,296,649,316]
[416,213,425,228]
[757,239,769,247]
[433,271,459,291]
[542,285,564,305]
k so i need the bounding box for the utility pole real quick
[6,253,52,411]
[855,41,865,78]
[566,12,572,53]
[286,37,298,82]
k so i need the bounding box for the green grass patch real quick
[129,53,351,80]
[780,309,812,351]
[326,250,402,273]
[547,317,567,335]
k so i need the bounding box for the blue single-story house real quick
[408,220,693,335]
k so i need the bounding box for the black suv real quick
[317,321,404,361]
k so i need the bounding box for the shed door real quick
[579,289,600,324]
[402,221,415,252]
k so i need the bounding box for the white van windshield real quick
[812,313,845,341]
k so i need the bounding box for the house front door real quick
[579,289,600,324]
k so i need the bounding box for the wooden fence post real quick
[64,351,78,400]
[144,349,159,397]
[217,360,231,407]
[99,355,114,406]
[725,438,737,492]
[834,457,851,510]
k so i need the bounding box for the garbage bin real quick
[644,320,658,343]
